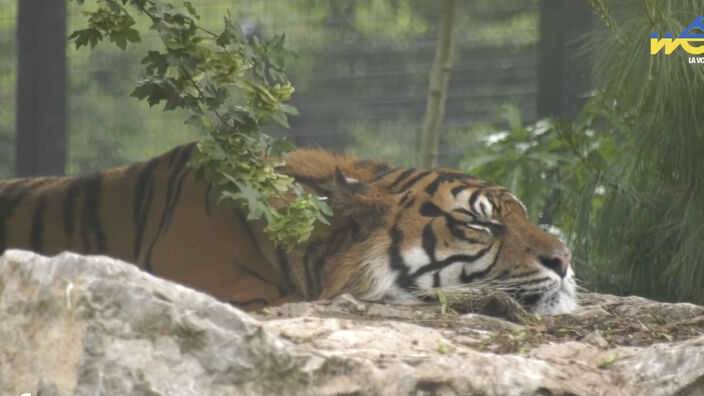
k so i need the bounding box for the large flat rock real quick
[1,250,703,396]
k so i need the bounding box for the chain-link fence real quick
[0,0,538,178]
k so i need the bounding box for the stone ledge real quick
[1,249,703,396]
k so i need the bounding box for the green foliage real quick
[584,0,704,302]
[464,1,704,304]
[69,0,330,249]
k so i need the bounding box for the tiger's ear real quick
[333,166,367,194]
[330,167,386,222]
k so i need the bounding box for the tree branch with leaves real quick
[69,0,331,248]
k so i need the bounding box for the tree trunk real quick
[16,0,67,177]
[537,0,592,119]
[419,0,458,169]
[537,0,592,225]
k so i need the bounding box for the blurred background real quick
[1,0,577,175]
[1,0,703,305]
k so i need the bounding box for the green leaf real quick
[270,110,289,129]
[68,28,104,49]
[109,30,128,50]
[269,137,296,158]
[183,1,200,19]
[280,104,299,116]
[142,51,168,76]
[124,28,141,43]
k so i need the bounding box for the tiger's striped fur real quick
[0,143,576,314]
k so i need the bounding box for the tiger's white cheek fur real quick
[362,245,502,303]
[356,247,397,301]
[401,247,431,273]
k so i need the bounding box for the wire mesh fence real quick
[0,0,538,178]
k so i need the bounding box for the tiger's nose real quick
[539,249,571,278]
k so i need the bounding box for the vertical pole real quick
[537,0,592,119]
[537,0,592,225]
[16,0,67,177]
[419,0,458,168]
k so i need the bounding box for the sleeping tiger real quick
[0,143,576,314]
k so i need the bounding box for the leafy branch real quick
[69,0,331,248]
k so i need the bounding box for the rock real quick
[1,250,704,396]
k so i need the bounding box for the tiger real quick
[0,142,576,315]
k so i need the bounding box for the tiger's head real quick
[323,165,576,315]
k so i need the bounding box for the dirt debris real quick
[254,292,704,354]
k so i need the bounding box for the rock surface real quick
[1,250,703,396]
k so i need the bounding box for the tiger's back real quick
[0,144,283,307]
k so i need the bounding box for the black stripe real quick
[469,189,482,209]
[276,247,296,295]
[62,179,82,242]
[302,241,330,299]
[452,207,476,218]
[163,145,194,229]
[0,180,41,252]
[144,145,194,268]
[402,197,416,209]
[398,192,412,207]
[445,217,483,243]
[314,256,327,298]
[419,202,445,217]
[421,202,486,242]
[329,222,360,255]
[167,145,181,167]
[389,225,414,291]
[421,222,437,262]
[81,174,106,254]
[29,198,47,252]
[476,220,505,236]
[433,271,441,288]
[302,241,324,299]
[386,168,416,190]
[133,158,159,260]
[423,175,442,196]
[302,253,318,299]
[372,163,392,175]
[300,235,345,299]
[140,181,156,272]
[303,221,362,299]
[371,167,400,182]
[460,244,502,283]
[412,244,493,278]
[395,170,431,192]
[167,151,177,168]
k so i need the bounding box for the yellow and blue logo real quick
[650,16,704,55]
